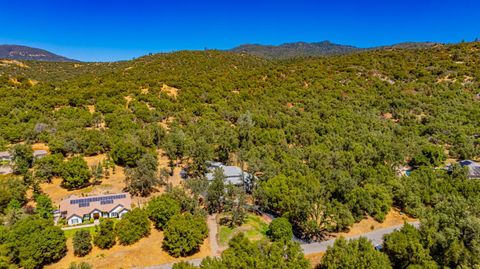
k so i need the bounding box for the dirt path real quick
[207,214,219,256]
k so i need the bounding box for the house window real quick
[71,218,79,225]
[111,212,118,218]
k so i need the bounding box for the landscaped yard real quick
[63,226,97,238]
[218,214,269,247]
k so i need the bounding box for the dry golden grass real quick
[305,252,324,268]
[42,151,185,207]
[0,59,29,68]
[161,84,179,98]
[46,225,211,269]
[32,143,50,151]
[28,79,38,86]
[159,117,175,131]
[124,96,133,110]
[41,154,126,206]
[334,209,416,238]
[86,105,95,114]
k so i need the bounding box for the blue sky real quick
[0,0,479,61]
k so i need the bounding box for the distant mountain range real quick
[230,41,361,59]
[0,41,442,63]
[229,41,440,59]
[0,45,79,62]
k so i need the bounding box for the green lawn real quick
[218,214,269,246]
[63,225,97,238]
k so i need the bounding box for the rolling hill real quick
[230,41,442,59]
[230,41,362,59]
[0,44,78,62]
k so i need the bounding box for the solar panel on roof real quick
[78,202,90,208]
[70,194,126,205]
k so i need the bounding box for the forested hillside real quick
[230,41,362,59]
[1,42,480,268]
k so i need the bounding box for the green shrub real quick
[147,194,181,230]
[73,230,92,257]
[162,213,208,257]
[93,219,116,249]
[267,217,293,242]
[116,208,150,245]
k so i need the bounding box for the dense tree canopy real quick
[125,152,161,196]
[162,213,208,257]
[383,223,436,269]
[318,237,392,269]
[268,217,293,242]
[0,42,480,268]
[5,216,67,269]
[59,156,91,189]
[147,194,181,230]
[35,194,54,219]
[199,234,309,269]
[116,208,151,245]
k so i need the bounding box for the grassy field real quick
[218,214,269,246]
[63,226,97,238]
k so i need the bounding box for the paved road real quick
[142,221,420,269]
[143,258,203,269]
[301,221,420,254]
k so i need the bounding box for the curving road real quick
[301,221,420,255]
[141,221,420,269]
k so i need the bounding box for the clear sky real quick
[1,0,479,62]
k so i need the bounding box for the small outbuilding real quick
[33,149,48,159]
[459,160,480,179]
[0,151,12,162]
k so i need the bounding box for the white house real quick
[59,193,132,225]
[204,161,254,186]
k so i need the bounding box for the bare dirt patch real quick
[161,84,179,98]
[436,75,456,84]
[86,105,95,114]
[124,96,133,109]
[28,79,38,86]
[305,252,324,268]
[0,59,29,68]
[333,209,416,238]
[41,177,89,206]
[159,116,175,131]
[32,143,50,152]
[157,149,183,188]
[46,225,211,269]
